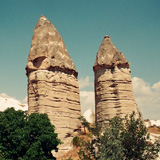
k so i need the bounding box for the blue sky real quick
[0,0,160,119]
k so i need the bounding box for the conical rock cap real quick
[26,15,77,76]
[93,36,129,71]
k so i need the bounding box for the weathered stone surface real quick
[26,15,81,158]
[26,15,77,77]
[93,36,141,123]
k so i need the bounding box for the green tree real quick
[0,108,61,160]
[75,113,160,160]
[98,116,125,160]
[122,113,159,160]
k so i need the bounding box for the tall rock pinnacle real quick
[26,15,81,158]
[26,15,77,77]
[93,36,129,70]
[94,36,141,123]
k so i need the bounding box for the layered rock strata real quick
[93,36,141,123]
[26,15,81,156]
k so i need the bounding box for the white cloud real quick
[132,77,152,96]
[0,93,28,111]
[80,91,95,114]
[79,76,93,89]
[0,93,14,99]
[132,77,160,120]
[21,96,28,104]
[152,81,160,92]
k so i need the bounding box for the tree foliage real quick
[0,108,61,160]
[74,113,160,160]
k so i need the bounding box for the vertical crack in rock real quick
[26,15,81,158]
[93,36,142,123]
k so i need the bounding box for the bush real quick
[76,112,160,160]
[0,108,61,160]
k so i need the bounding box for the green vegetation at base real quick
[73,112,160,160]
[0,108,61,160]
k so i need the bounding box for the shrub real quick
[75,112,160,160]
[0,108,61,160]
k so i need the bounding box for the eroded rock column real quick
[93,36,141,123]
[26,15,81,156]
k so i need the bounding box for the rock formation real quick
[83,108,95,124]
[93,36,141,123]
[26,15,81,157]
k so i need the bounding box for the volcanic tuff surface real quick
[26,15,77,77]
[26,15,81,157]
[94,36,141,123]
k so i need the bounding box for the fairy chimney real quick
[93,36,141,123]
[26,15,81,157]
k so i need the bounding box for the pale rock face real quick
[144,120,152,128]
[28,70,81,153]
[144,120,160,128]
[150,120,160,127]
[93,36,141,123]
[83,108,95,124]
[26,15,81,157]
[26,15,77,77]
